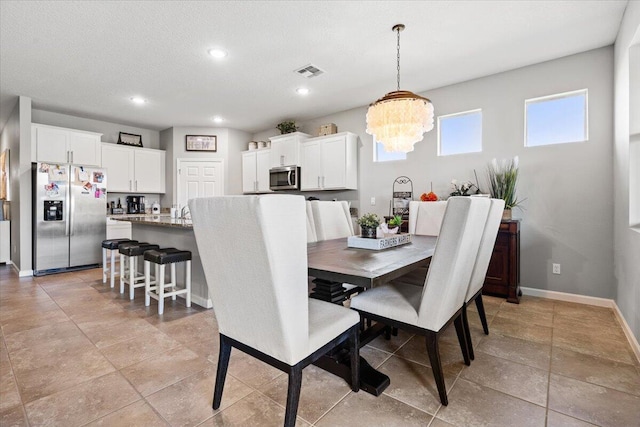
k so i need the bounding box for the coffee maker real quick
[126,196,146,214]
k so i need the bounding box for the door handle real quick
[129,180,132,191]
[317,176,320,188]
[287,171,293,186]
[70,151,74,164]
[135,180,138,191]
[66,151,69,163]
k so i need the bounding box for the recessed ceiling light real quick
[212,116,224,123]
[296,87,310,95]
[130,97,146,105]
[208,48,228,59]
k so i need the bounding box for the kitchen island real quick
[110,215,212,309]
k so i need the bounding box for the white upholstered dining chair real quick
[350,197,490,405]
[462,198,505,359]
[305,201,318,243]
[189,195,360,427]
[310,200,354,241]
[408,200,448,236]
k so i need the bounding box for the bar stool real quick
[144,248,192,315]
[119,242,160,300]
[102,239,138,288]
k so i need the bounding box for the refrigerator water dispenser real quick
[44,200,63,221]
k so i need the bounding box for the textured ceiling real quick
[0,1,628,134]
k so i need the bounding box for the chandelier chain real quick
[396,26,401,91]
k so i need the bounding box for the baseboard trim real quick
[521,287,640,363]
[176,292,213,309]
[10,262,33,277]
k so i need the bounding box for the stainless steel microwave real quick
[269,166,300,191]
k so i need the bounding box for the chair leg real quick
[425,331,448,406]
[144,260,150,307]
[284,365,303,427]
[119,253,125,294]
[454,314,471,365]
[461,306,475,361]
[158,264,165,315]
[350,325,360,392]
[171,263,177,301]
[129,256,136,300]
[102,248,107,283]
[110,248,116,288]
[185,260,191,308]
[474,294,490,335]
[212,334,232,410]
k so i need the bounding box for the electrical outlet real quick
[553,263,561,275]
[370,197,376,206]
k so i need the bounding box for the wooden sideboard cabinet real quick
[483,219,521,303]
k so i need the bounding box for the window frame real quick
[437,108,483,157]
[524,88,589,148]
[372,137,407,162]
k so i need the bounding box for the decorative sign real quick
[186,135,217,152]
[347,233,412,250]
[117,132,143,147]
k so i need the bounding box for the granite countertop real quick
[110,214,193,228]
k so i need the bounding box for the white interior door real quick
[177,159,224,211]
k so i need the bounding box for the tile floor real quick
[1,264,639,426]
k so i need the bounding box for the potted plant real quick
[357,213,381,239]
[276,120,299,134]
[387,215,404,232]
[487,156,523,219]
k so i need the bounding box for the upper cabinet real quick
[269,132,310,168]
[32,123,102,166]
[242,149,272,193]
[101,143,166,193]
[300,132,358,191]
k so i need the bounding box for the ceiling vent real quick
[294,64,324,78]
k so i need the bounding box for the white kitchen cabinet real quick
[106,218,132,239]
[0,221,9,263]
[269,132,310,168]
[300,132,358,191]
[242,149,272,193]
[101,143,165,193]
[32,123,102,166]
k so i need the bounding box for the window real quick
[437,109,482,156]
[525,89,588,147]
[374,138,407,162]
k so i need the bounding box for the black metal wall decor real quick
[390,176,413,217]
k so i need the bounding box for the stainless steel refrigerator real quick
[33,162,107,275]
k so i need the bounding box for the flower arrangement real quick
[276,121,299,134]
[449,179,478,197]
[357,213,381,229]
[487,156,522,209]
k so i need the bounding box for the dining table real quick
[307,234,438,396]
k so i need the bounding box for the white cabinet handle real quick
[280,155,284,166]
[322,176,325,188]
[70,151,74,164]
[135,180,138,191]
[66,151,69,163]
[317,176,320,188]
[129,180,132,191]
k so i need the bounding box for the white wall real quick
[31,109,160,148]
[159,126,251,208]
[254,46,615,300]
[0,96,32,273]
[613,1,640,341]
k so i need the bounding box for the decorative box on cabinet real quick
[482,219,521,303]
[300,132,358,191]
[242,149,272,193]
[31,123,102,166]
[269,132,310,168]
[101,144,165,193]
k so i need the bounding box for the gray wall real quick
[254,46,616,300]
[0,96,32,273]
[613,1,640,342]
[159,126,251,209]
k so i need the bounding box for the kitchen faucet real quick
[180,205,191,219]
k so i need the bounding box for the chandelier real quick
[366,24,434,153]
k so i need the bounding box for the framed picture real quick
[117,132,143,147]
[186,135,217,152]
